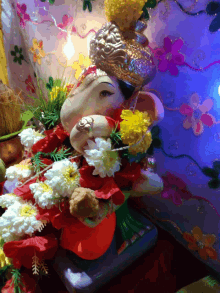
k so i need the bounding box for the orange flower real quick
[183,226,217,260]
[29,39,46,65]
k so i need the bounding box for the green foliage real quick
[31,147,72,174]
[0,265,13,291]
[110,123,122,146]
[10,268,24,293]
[25,76,67,130]
[83,0,94,12]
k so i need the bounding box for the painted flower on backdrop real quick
[29,39,46,65]
[179,93,216,136]
[72,54,92,80]
[154,36,185,76]
[206,1,220,33]
[34,0,49,16]
[57,15,77,40]
[161,172,192,206]
[10,45,24,65]
[183,226,218,260]
[16,3,30,28]
[25,75,36,93]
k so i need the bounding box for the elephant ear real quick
[131,91,164,125]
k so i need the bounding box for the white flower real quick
[0,201,42,242]
[84,138,121,178]
[44,159,80,197]
[0,193,23,208]
[18,128,45,148]
[6,162,34,181]
[30,181,60,209]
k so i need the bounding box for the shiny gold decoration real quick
[0,158,6,182]
[0,0,9,85]
[90,22,155,89]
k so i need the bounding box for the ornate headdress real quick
[89,0,156,90]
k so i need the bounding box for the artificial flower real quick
[72,54,92,80]
[13,178,38,202]
[84,138,121,178]
[183,226,218,260]
[65,83,74,95]
[3,235,58,269]
[19,128,45,148]
[44,159,80,197]
[25,75,36,93]
[120,109,152,154]
[57,14,76,39]
[49,85,67,100]
[32,123,69,154]
[6,160,34,182]
[29,181,60,209]
[0,193,23,208]
[16,3,30,28]
[105,0,145,31]
[179,93,216,136]
[0,201,42,242]
[29,39,46,65]
[161,172,192,206]
[154,37,185,76]
[75,65,97,89]
[10,45,24,65]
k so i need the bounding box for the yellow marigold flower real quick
[0,245,11,268]
[29,39,46,65]
[105,0,145,31]
[50,86,67,101]
[72,54,92,80]
[120,109,152,154]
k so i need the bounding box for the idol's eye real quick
[99,90,114,98]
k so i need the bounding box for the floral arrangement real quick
[0,71,156,291]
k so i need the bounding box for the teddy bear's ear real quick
[133,91,164,125]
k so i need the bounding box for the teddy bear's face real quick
[60,75,124,134]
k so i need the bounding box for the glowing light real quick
[218,85,220,97]
[63,34,75,60]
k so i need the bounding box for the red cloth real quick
[60,212,116,260]
[0,181,5,195]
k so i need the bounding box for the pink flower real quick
[179,93,216,136]
[161,172,192,206]
[17,3,30,28]
[154,37,185,76]
[57,15,77,39]
[25,75,36,93]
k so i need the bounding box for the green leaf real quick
[14,45,19,52]
[142,5,150,20]
[40,0,46,2]
[13,57,18,63]
[208,178,220,189]
[19,48,22,53]
[49,76,54,87]
[53,78,62,87]
[202,167,219,178]
[18,59,22,65]
[20,55,24,60]
[213,160,220,173]
[145,0,157,9]
[83,1,87,11]
[10,51,16,56]
[49,0,55,4]
[88,1,92,12]
[46,83,52,90]
[152,138,162,148]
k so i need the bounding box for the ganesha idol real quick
[59,20,165,257]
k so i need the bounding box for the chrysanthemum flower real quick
[44,159,80,197]
[6,160,34,181]
[0,193,23,208]
[84,138,121,178]
[18,128,45,148]
[120,109,152,154]
[29,181,60,209]
[0,202,42,242]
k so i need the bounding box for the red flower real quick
[32,123,69,154]
[161,172,192,206]
[13,178,37,202]
[3,235,58,269]
[2,272,36,293]
[79,160,141,205]
[25,75,35,93]
[75,65,97,89]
